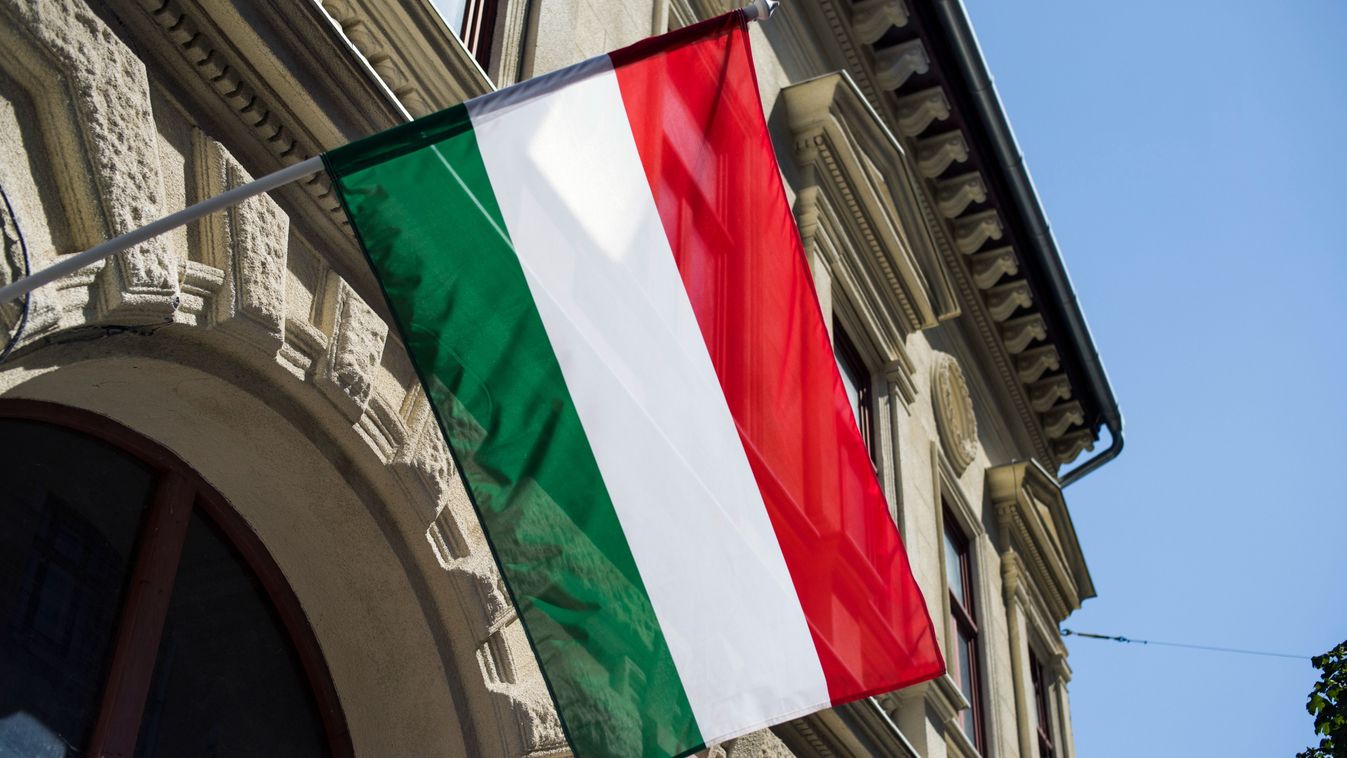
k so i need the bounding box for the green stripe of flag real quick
[324,105,703,757]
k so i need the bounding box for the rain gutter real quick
[925,0,1124,486]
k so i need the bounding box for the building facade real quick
[0,0,1120,756]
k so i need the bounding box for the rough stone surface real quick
[320,278,388,417]
[723,730,797,757]
[8,0,178,316]
[223,160,289,343]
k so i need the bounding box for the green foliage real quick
[1298,640,1347,758]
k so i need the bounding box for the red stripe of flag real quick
[613,14,945,703]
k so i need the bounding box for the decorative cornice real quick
[317,0,492,113]
[134,0,329,186]
[1043,401,1084,438]
[929,673,972,724]
[1016,345,1060,383]
[783,72,960,344]
[935,171,987,219]
[1029,375,1072,412]
[894,86,950,136]
[952,209,1002,254]
[873,39,929,91]
[852,0,911,44]
[114,0,397,305]
[774,714,844,757]
[1000,313,1046,354]
[985,280,1032,322]
[916,131,969,178]
[987,460,1096,623]
[808,0,1100,467]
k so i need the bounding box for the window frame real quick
[460,0,498,70]
[0,399,352,758]
[943,506,987,754]
[436,0,498,70]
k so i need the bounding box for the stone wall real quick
[0,0,1093,755]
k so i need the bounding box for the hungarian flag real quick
[324,11,942,757]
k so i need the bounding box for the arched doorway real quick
[0,399,352,757]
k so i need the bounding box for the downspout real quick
[926,0,1123,487]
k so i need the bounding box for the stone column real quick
[1001,551,1036,758]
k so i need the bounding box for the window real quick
[432,0,497,69]
[0,402,350,757]
[944,509,985,753]
[833,318,875,460]
[1030,649,1056,758]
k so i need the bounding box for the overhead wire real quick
[1061,628,1311,661]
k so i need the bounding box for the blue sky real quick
[958,1,1347,754]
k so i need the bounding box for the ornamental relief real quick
[932,351,978,474]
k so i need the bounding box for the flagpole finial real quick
[743,0,779,22]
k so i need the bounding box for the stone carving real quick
[894,87,950,137]
[851,0,910,44]
[970,246,1018,289]
[321,0,432,116]
[1053,429,1094,464]
[916,131,969,178]
[0,0,179,322]
[404,404,459,516]
[479,625,518,685]
[211,149,289,350]
[427,503,470,564]
[936,171,987,218]
[874,39,928,91]
[1043,401,1084,438]
[831,0,1099,471]
[141,0,301,160]
[952,209,1002,254]
[932,352,978,475]
[319,278,389,419]
[1029,375,1072,412]
[1000,313,1046,353]
[135,0,348,228]
[985,280,1032,321]
[1015,345,1060,383]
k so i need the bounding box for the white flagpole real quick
[0,1,779,308]
[0,156,323,306]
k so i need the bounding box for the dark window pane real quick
[832,321,874,460]
[836,350,865,435]
[833,330,866,438]
[0,420,154,756]
[135,511,327,758]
